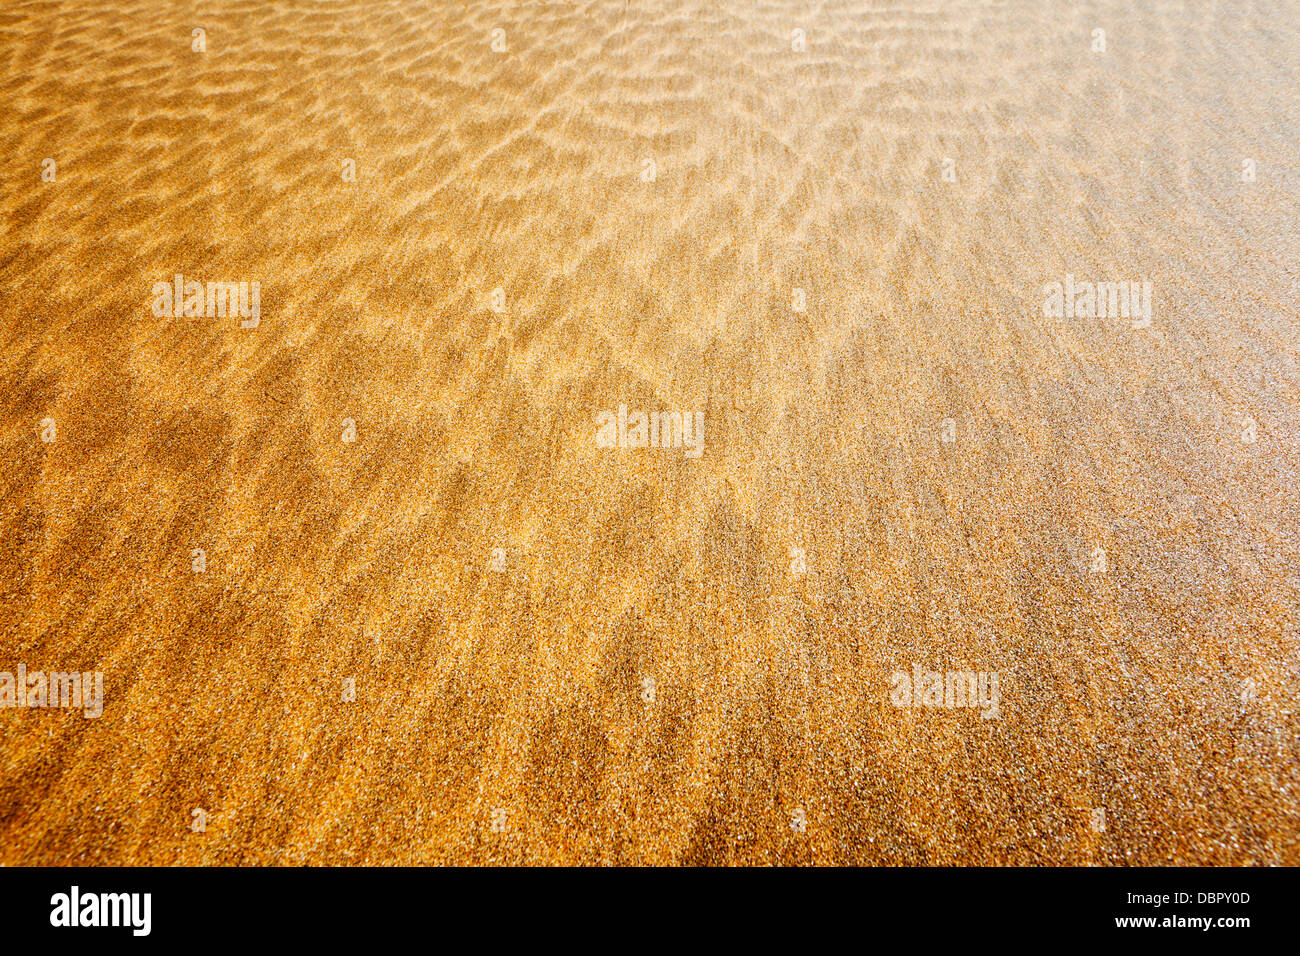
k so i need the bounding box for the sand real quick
[0,0,1297,865]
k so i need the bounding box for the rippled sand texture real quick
[1,0,1297,865]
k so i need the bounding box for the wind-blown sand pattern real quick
[1,0,1297,865]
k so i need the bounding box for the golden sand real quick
[0,0,1297,864]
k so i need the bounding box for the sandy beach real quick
[0,0,1297,864]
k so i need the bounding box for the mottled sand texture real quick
[1,0,1297,864]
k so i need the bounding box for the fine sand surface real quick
[1,0,1297,864]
